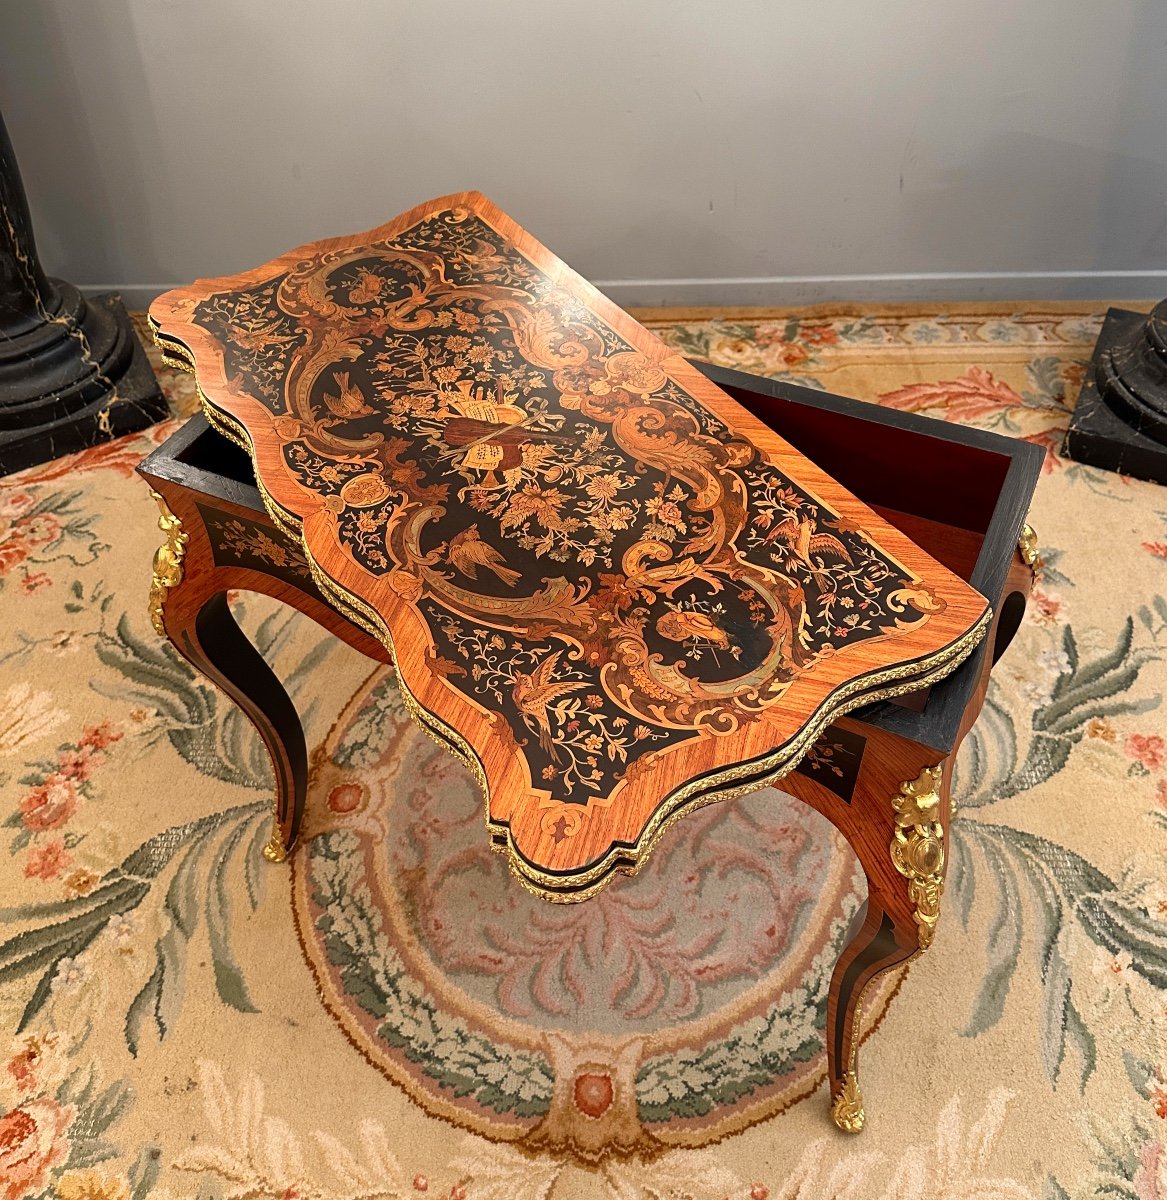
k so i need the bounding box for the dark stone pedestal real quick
[0,110,167,478]
[0,286,168,475]
[1063,303,1167,485]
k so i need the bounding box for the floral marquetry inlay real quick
[149,192,990,894]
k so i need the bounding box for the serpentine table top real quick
[148,192,991,899]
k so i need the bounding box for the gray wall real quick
[3,0,1167,308]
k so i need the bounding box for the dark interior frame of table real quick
[138,360,1042,1133]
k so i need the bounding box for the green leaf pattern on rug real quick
[953,617,1166,1089]
[0,600,338,1057]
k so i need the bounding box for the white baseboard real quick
[89,270,1167,313]
[594,270,1167,308]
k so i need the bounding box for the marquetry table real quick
[139,193,1042,1132]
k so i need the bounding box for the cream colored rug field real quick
[1,303,1165,1199]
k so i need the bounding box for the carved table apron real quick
[139,195,1041,1131]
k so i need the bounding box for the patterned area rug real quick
[1,303,1165,1200]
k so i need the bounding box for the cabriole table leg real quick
[817,755,952,1132]
[146,487,308,861]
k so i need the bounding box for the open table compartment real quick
[699,361,1043,752]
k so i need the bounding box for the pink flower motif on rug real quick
[1126,733,1165,772]
[23,840,71,880]
[6,722,124,882]
[19,777,81,833]
[0,1099,75,1200]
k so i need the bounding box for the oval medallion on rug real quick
[291,668,899,1160]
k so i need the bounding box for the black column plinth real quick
[1063,301,1167,485]
[0,110,167,477]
